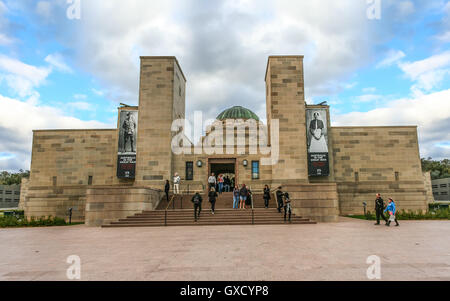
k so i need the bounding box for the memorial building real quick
[20,56,432,226]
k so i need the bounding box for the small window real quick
[186,162,194,181]
[440,184,447,188]
[432,185,438,189]
[433,192,439,195]
[88,176,93,185]
[5,191,12,195]
[53,176,57,186]
[5,198,12,202]
[441,191,448,195]
[252,161,260,180]
[395,172,399,181]
[14,191,19,195]
[355,172,359,182]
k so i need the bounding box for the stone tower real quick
[265,56,308,186]
[135,56,186,188]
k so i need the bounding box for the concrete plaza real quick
[1,217,449,281]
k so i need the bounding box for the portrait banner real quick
[117,110,138,178]
[306,108,329,177]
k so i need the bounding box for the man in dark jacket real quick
[276,186,284,213]
[164,180,170,202]
[191,192,203,222]
[374,193,387,225]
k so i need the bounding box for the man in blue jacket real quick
[384,198,399,227]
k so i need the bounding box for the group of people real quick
[374,193,399,227]
[190,177,293,222]
[208,173,234,193]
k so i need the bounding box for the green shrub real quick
[0,215,68,228]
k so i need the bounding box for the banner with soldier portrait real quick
[117,110,138,179]
[306,108,329,177]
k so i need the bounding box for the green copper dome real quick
[216,106,260,121]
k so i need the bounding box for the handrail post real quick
[251,192,254,224]
[164,210,167,226]
[173,195,175,210]
[181,196,183,209]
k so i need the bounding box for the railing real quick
[164,194,175,226]
[250,191,255,225]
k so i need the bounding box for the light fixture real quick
[243,160,248,167]
[196,160,203,167]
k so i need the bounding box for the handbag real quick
[389,214,396,222]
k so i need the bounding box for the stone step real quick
[103,220,315,228]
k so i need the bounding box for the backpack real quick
[193,194,201,204]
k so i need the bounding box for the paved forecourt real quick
[1,218,449,281]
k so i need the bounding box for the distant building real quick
[431,178,450,201]
[0,184,20,209]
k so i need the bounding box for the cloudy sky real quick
[0,0,449,171]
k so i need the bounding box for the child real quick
[384,198,399,227]
[284,192,292,222]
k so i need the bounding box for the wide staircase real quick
[102,192,316,228]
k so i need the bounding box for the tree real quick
[0,170,30,185]
[421,157,450,180]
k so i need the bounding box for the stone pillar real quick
[135,56,186,189]
[265,56,308,186]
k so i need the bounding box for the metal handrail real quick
[164,195,176,226]
[250,190,254,225]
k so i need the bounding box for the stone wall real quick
[287,183,339,222]
[135,56,186,189]
[265,56,308,187]
[85,186,162,226]
[30,129,118,186]
[422,171,434,204]
[23,185,87,222]
[332,126,428,214]
[25,129,119,221]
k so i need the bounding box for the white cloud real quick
[67,101,91,111]
[44,53,73,73]
[333,89,450,160]
[73,94,87,100]
[354,94,383,103]
[362,87,377,93]
[0,94,110,171]
[0,54,51,97]
[399,51,450,92]
[0,32,13,45]
[376,50,406,69]
[35,1,52,20]
[91,88,104,96]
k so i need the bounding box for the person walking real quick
[173,172,181,195]
[218,174,224,194]
[208,173,216,191]
[384,198,399,227]
[164,180,170,202]
[374,193,388,225]
[284,192,292,222]
[208,187,218,214]
[276,186,284,213]
[263,185,271,209]
[191,192,203,222]
[239,184,249,209]
[232,185,240,209]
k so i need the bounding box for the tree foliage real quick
[421,157,450,180]
[0,170,30,185]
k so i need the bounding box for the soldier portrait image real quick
[118,110,138,154]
